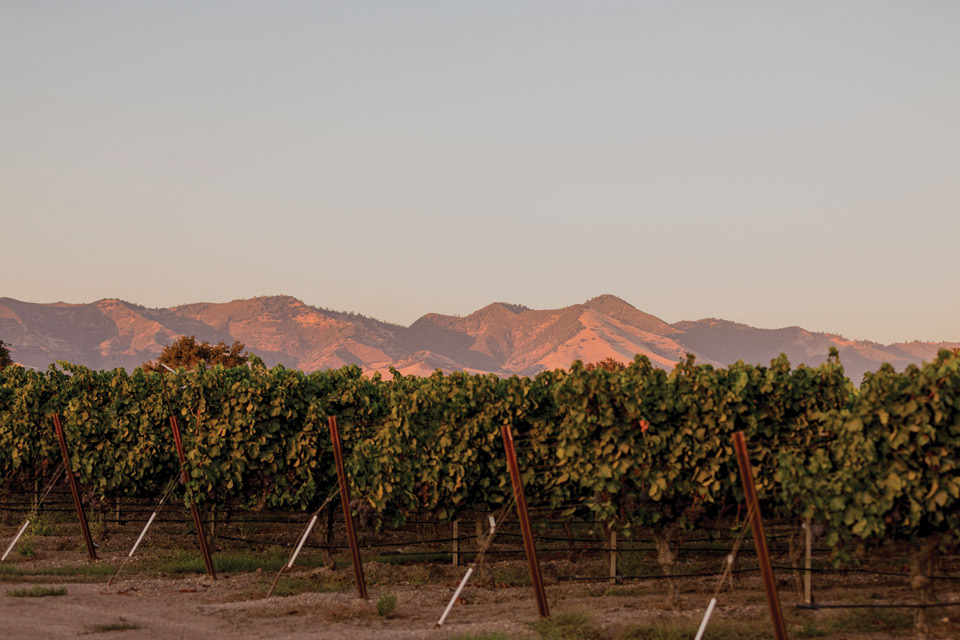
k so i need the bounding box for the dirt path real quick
[6,570,957,639]
[0,575,557,639]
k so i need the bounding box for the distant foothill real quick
[0,294,957,382]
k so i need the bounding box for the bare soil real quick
[2,518,959,639]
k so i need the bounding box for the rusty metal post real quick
[501,423,549,618]
[733,431,788,640]
[52,414,98,562]
[328,416,368,600]
[169,416,217,580]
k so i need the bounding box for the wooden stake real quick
[609,528,618,583]
[52,414,97,561]
[475,513,483,551]
[804,518,812,605]
[452,519,460,567]
[501,423,549,618]
[732,431,787,640]
[329,416,368,600]
[322,506,334,569]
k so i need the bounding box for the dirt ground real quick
[2,519,960,639]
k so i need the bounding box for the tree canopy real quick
[0,339,13,370]
[143,336,248,371]
[583,356,626,372]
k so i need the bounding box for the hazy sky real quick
[2,2,958,344]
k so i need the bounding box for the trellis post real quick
[733,431,787,640]
[169,415,216,579]
[52,414,98,561]
[329,415,368,599]
[501,423,549,618]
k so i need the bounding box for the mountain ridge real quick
[1,295,956,381]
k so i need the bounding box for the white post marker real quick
[160,363,187,389]
[436,567,474,628]
[696,550,732,640]
[266,512,322,598]
[2,520,30,562]
[108,509,163,586]
[129,512,158,558]
[289,514,319,568]
[694,597,717,640]
[436,516,496,628]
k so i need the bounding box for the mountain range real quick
[1,295,956,382]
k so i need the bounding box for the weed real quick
[407,566,431,586]
[791,617,826,638]
[82,619,142,634]
[88,509,106,542]
[147,549,290,574]
[269,573,352,597]
[0,561,115,582]
[371,552,452,564]
[269,577,313,597]
[616,548,654,577]
[213,551,288,573]
[531,611,600,640]
[376,592,398,617]
[618,624,687,640]
[618,618,770,640]
[492,565,530,587]
[31,512,59,536]
[825,608,912,634]
[6,585,67,598]
[16,535,34,557]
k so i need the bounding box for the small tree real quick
[143,336,248,371]
[0,339,13,369]
[584,356,626,372]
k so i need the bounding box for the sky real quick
[2,2,958,344]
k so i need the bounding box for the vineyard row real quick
[1,349,958,558]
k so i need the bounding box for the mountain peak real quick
[582,294,677,336]
[584,294,629,306]
[251,294,306,306]
[468,302,529,319]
